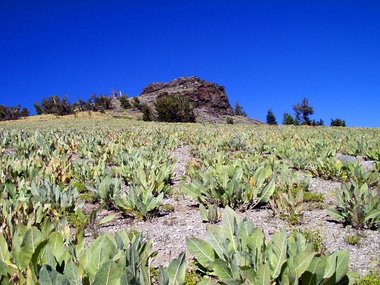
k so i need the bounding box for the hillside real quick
[1,118,379,283]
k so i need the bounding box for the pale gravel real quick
[84,147,380,276]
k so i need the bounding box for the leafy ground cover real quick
[0,116,379,284]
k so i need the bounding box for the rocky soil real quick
[86,146,380,276]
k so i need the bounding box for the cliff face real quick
[139,77,234,120]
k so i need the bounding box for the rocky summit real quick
[139,77,235,122]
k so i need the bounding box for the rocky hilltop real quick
[139,77,237,122]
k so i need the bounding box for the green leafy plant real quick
[114,186,164,220]
[270,188,304,225]
[199,204,220,224]
[327,182,380,229]
[182,160,275,209]
[186,206,350,284]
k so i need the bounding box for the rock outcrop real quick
[139,77,235,121]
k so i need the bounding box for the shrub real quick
[141,104,152,121]
[154,94,195,123]
[119,95,131,109]
[331,118,346,127]
[131,97,143,110]
[88,94,112,111]
[0,105,29,121]
[34,95,73,115]
[226,117,234,124]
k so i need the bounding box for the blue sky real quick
[0,0,379,127]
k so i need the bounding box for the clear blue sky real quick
[1,1,379,127]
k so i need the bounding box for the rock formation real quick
[138,77,234,121]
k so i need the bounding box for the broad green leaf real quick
[206,225,226,259]
[167,252,186,285]
[268,229,287,279]
[93,260,122,285]
[39,265,70,285]
[254,263,271,285]
[48,232,65,263]
[0,234,10,262]
[323,252,337,279]
[186,237,215,269]
[326,208,344,221]
[258,179,275,204]
[18,227,43,270]
[99,214,116,225]
[63,260,81,285]
[199,204,208,221]
[222,206,238,252]
[212,259,233,281]
[301,256,326,285]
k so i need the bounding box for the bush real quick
[34,95,73,115]
[141,104,152,121]
[119,95,131,109]
[131,97,143,110]
[226,117,234,124]
[331,118,346,127]
[88,94,112,111]
[0,105,29,121]
[154,95,195,123]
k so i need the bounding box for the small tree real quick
[311,119,324,126]
[119,95,131,109]
[234,102,247,117]
[141,104,152,121]
[283,112,295,125]
[154,95,195,123]
[34,96,73,115]
[293,98,314,125]
[330,118,346,127]
[226,117,234,124]
[266,109,277,125]
[0,105,29,121]
[131,97,143,110]
[88,94,112,112]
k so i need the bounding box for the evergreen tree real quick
[293,98,314,125]
[283,112,295,125]
[234,102,247,117]
[266,109,277,125]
